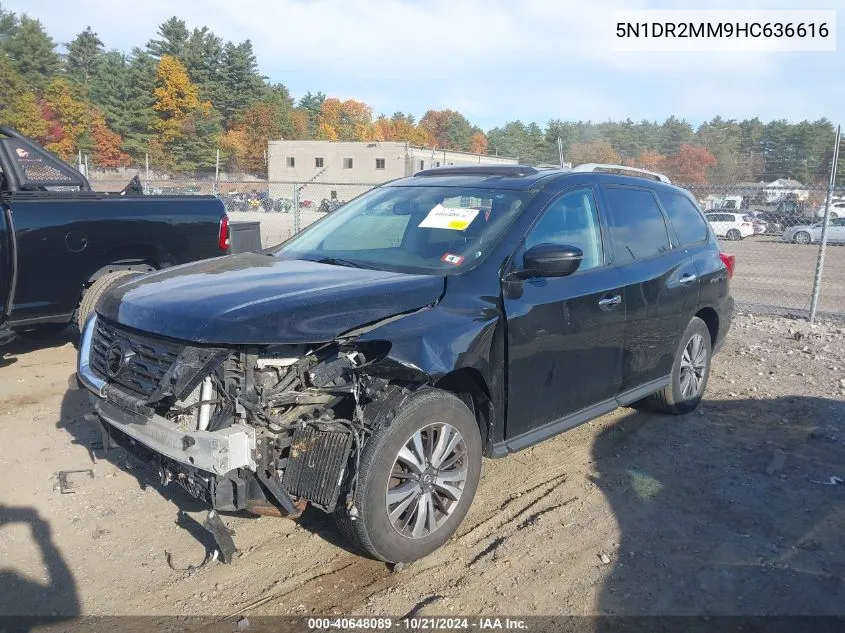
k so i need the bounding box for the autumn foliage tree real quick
[568,141,621,166]
[221,101,288,175]
[372,112,429,145]
[627,149,666,172]
[316,98,374,141]
[469,131,488,154]
[0,56,48,139]
[663,144,718,183]
[150,55,217,170]
[91,111,129,167]
[40,78,90,160]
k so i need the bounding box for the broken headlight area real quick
[147,340,399,516]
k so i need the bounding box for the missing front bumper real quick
[91,396,257,475]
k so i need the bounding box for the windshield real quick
[275,185,532,274]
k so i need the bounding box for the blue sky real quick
[5,0,843,130]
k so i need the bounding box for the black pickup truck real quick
[0,127,230,345]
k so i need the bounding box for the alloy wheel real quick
[679,333,707,400]
[794,231,811,245]
[385,423,468,539]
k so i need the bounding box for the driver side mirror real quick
[519,243,583,278]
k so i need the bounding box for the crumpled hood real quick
[97,254,445,344]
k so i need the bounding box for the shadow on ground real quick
[592,395,845,617]
[0,505,79,621]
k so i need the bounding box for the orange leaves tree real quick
[663,144,718,183]
[221,101,289,175]
[316,98,376,141]
[372,112,430,146]
[627,149,667,172]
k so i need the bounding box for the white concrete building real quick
[267,140,518,197]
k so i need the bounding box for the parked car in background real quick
[0,126,230,345]
[813,201,844,219]
[76,163,734,563]
[705,212,755,240]
[782,217,845,244]
[749,211,784,235]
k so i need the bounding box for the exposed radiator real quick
[282,423,353,512]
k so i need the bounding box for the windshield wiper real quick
[314,256,365,269]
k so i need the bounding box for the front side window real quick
[657,191,708,247]
[524,189,603,271]
[603,187,671,262]
[276,186,531,274]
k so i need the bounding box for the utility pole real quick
[809,124,841,322]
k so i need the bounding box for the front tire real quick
[334,389,482,563]
[793,231,811,245]
[637,317,712,415]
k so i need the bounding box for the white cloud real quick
[6,0,842,128]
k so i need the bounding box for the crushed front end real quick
[76,313,401,519]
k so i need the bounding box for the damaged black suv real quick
[76,164,734,563]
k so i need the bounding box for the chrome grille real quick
[90,319,183,399]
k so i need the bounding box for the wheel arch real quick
[85,244,175,283]
[434,367,495,454]
[694,307,719,349]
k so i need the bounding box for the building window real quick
[375,158,385,170]
[419,160,425,170]
[286,157,295,168]
[343,158,353,169]
[315,157,324,168]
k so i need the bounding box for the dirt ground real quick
[1,311,844,619]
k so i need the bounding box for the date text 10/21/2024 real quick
[307,617,529,630]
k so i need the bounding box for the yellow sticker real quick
[448,220,469,230]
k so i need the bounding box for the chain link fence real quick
[88,176,845,319]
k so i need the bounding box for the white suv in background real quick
[705,212,755,241]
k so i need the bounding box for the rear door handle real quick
[679,273,697,285]
[598,295,622,309]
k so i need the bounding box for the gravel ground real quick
[0,312,843,618]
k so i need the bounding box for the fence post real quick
[809,124,841,322]
[293,183,300,235]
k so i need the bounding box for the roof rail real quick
[415,165,538,178]
[571,163,672,184]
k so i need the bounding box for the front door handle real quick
[598,295,622,309]
[679,273,697,285]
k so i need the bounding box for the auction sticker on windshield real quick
[419,204,479,231]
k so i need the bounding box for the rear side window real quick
[602,187,671,262]
[657,191,708,247]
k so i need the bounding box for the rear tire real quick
[76,270,143,332]
[334,389,482,563]
[637,317,712,415]
[726,229,741,241]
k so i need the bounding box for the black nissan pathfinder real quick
[76,164,734,563]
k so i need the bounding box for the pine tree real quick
[66,27,103,87]
[297,91,325,138]
[1,14,59,91]
[146,17,189,60]
[218,40,265,123]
